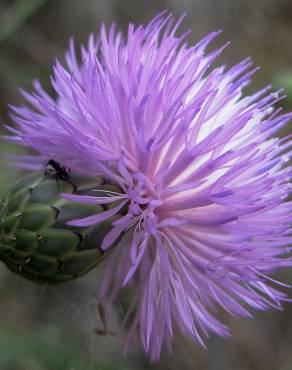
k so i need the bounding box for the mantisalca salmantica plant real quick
[0,11,291,362]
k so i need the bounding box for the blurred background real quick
[0,0,292,369]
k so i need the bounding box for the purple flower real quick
[5,12,292,361]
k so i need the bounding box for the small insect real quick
[94,303,116,336]
[45,159,70,181]
[45,160,76,190]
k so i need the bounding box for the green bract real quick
[0,172,122,284]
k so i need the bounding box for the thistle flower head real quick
[5,12,292,361]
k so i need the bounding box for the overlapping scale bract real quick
[0,173,121,284]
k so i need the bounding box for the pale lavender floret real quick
[5,12,292,361]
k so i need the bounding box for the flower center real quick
[126,172,162,235]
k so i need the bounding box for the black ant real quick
[45,159,77,190]
[46,160,70,180]
[94,303,116,336]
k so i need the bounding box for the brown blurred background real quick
[0,1,292,369]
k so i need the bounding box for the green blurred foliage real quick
[0,0,48,45]
[0,324,127,370]
[275,72,292,102]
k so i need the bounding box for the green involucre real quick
[0,172,122,284]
